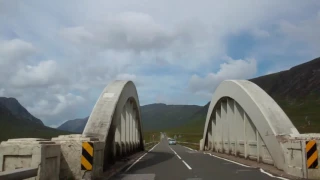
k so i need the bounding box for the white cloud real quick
[251,28,270,39]
[0,0,319,126]
[10,60,67,88]
[189,57,257,94]
[0,89,5,96]
[26,93,86,122]
[0,39,36,65]
[278,13,320,52]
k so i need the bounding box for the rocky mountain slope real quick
[0,97,43,125]
[0,97,70,142]
[58,57,320,134]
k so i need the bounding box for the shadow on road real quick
[128,151,175,173]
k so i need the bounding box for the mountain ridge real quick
[0,97,44,125]
[58,57,320,134]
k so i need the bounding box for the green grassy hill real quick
[141,103,202,131]
[167,57,320,140]
[58,103,203,133]
[58,57,320,141]
[57,117,89,133]
[0,99,71,142]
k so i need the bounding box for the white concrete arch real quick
[201,80,300,170]
[83,80,144,164]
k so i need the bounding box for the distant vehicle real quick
[168,138,176,145]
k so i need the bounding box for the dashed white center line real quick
[169,146,192,170]
[125,143,159,172]
[182,160,192,170]
[176,154,182,159]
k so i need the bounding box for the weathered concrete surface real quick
[82,80,144,169]
[0,138,60,180]
[52,134,104,180]
[0,167,38,180]
[83,81,144,148]
[201,80,299,172]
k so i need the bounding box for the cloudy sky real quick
[0,0,319,127]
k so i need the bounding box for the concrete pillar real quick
[129,102,133,152]
[221,101,228,153]
[115,115,121,158]
[211,117,216,151]
[121,106,126,156]
[51,135,104,180]
[207,122,212,150]
[125,102,130,153]
[132,110,136,151]
[245,112,257,159]
[234,102,243,156]
[216,109,221,152]
[243,112,248,158]
[227,98,234,154]
[135,115,138,149]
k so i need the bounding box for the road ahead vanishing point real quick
[111,137,284,180]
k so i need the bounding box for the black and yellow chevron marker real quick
[306,140,318,169]
[81,142,94,170]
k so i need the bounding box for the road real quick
[111,138,286,180]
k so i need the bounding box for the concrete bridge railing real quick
[0,167,38,180]
[0,80,145,180]
[200,80,320,179]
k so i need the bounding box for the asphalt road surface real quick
[111,138,286,180]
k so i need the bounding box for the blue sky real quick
[0,0,319,127]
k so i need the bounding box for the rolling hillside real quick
[58,57,320,135]
[0,97,43,125]
[58,117,89,133]
[0,97,71,142]
[173,57,320,134]
[57,103,202,133]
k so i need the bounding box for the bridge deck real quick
[110,138,283,180]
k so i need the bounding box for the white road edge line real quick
[182,160,192,170]
[125,143,159,172]
[203,152,289,180]
[203,152,251,168]
[260,168,289,180]
[182,145,197,152]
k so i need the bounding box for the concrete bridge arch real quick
[200,80,300,171]
[83,80,144,169]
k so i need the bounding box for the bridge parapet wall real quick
[282,134,320,179]
[52,134,105,180]
[0,138,60,180]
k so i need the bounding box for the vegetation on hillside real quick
[0,100,71,142]
[166,57,320,142]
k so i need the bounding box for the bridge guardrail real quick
[0,167,38,180]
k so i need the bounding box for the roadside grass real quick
[165,132,202,144]
[143,131,161,143]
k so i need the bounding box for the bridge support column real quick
[52,135,104,180]
[135,114,139,151]
[0,138,60,180]
[216,108,222,153]
[125,104,130,154]
[132,110,137,151]
[121,106,127,156]
[115,115,121,159]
